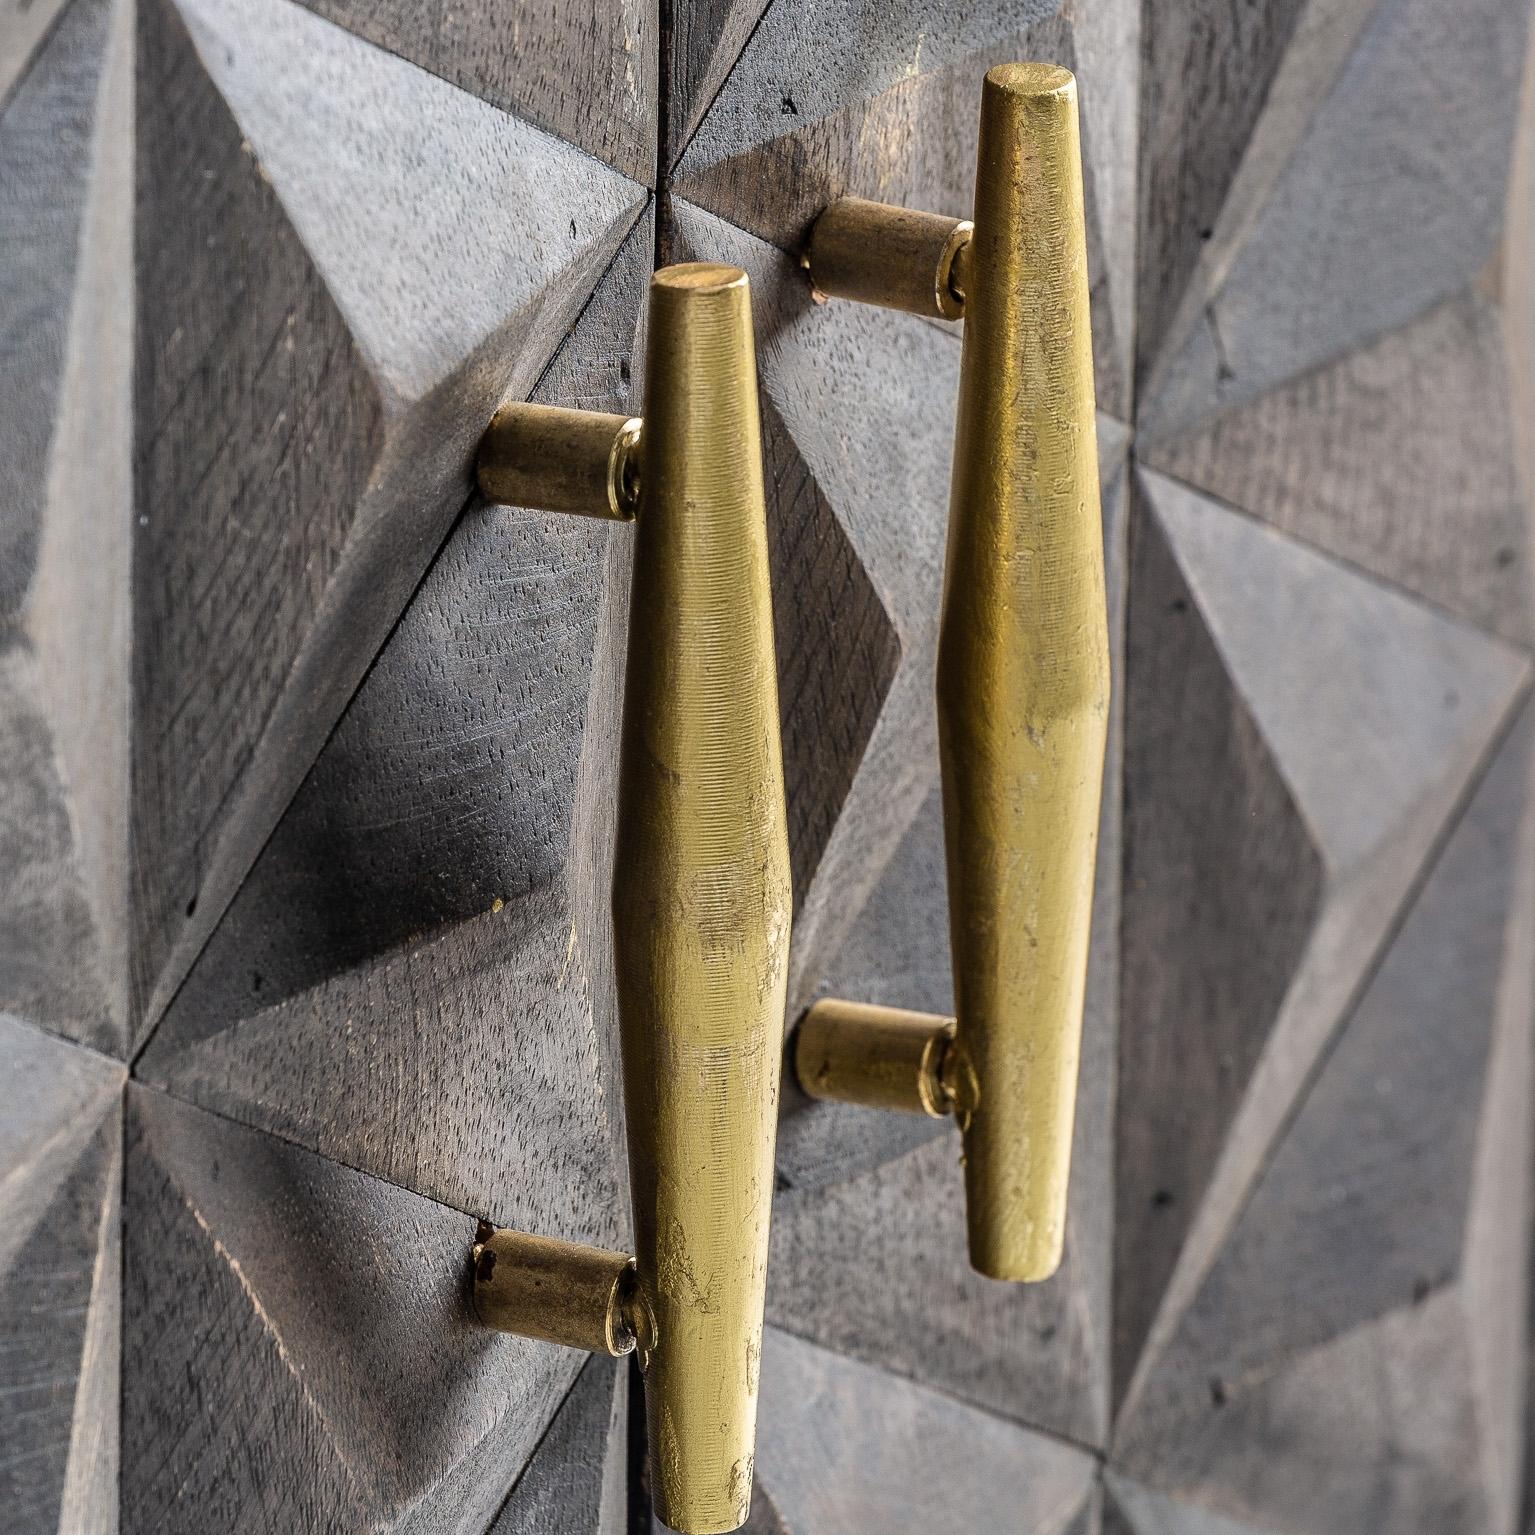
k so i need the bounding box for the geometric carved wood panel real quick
[2,0,1533,1531]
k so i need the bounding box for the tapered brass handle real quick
[799,65,1110,1283]
[472,264,791,1535]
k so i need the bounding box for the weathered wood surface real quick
[294,0,657,183]
[487,1356,628,1535]
[0,1017,124,1534]
[1139,0,1532,439]
[128,0,647,1040]
[752,1327,1098,1535]
[140,216,654,1255]
[1119,471,1528,1415]
[1145,293,1534,646]
[671,0,1136,416]
[2,0,1535,1530]
[1134,0,1311,379]
[122,1084,584,1533]
[0,0,131,1053]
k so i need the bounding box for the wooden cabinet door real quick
[2,1,1533,1532]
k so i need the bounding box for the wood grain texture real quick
[0,0,105,626]
[129,0,646,1039]
[0,644,118,1048]
[665,0,770,169]
[2,0,1534,1527]
[1120,471,1529,1424]
[736,1483,794,1535]
[754,1326,1098,1535]
[140,214,655,1254]
[0,1017,124,1532]
[0,0,133,1053]
[122,1084,585,1534]
[487,1355,627,1535]
[1116,593,1535,1534]
[294,0,657,184]
[1139,0,1532,438]
[1117,484,1324,1400]
[1145,293,1534,647]
[767,1126,1101,1446]
[761,390,902,909]
[1104,1475,1273,1535]
[671,0,1134,415]
[0,0,76,106]
[28,0,135,1050]
[1134,0,1309,378]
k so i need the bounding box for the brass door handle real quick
[796,65,1110,1283]
[471,264,791,1535]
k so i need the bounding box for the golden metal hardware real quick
[796,1000,956,1119]
[477,400,641,520]
[799,64,1110,1284]
[471,1224,638,1356]
[472,263,791,1535]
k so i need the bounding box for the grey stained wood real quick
[1117,482,1324,1403]
[665,0,771,169]
[754,1326,1098,1535]
[761,390,902,910]
[737,1484,793,1535]
[1134,0,1310,381]
[671,0,1134,415]
[1120,470,1528,1423]
[129,0,647,1041]
[0,0,106,626]
[29,0,135,1050]
[4,0,1535,1530]
[0,644,118,1049]
[149,211,653,1035]
[294,0,657,184]
[487,1355,628,1535]
[1115,688,1535,1535]
[767,1125,1101,1447]
[122,1083,585,1534]
[140,217,655,1251]
[1145,292,1535,647]
[1103,1475,1274,1535]
[0,0,132,1053]
[0,0,75,107]
[1138,0,1532,439]
[0,1017,124,1531]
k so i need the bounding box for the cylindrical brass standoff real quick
[471,1226,638,1357]
[938,64,1109,1282]
[796,1000,956,1118]
[477,399,641,519]
[613,264,791,1534]
[805,197,972,321]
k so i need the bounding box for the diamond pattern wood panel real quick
[1,0,1533,1531]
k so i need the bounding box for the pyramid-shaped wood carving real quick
[1,0,1533,1530]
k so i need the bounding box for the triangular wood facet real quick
[122,1086,583,1534]
[130,0,647,1040]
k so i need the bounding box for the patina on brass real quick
[799,65,1109,1284]
[471,1225,638,1356]
[796,1000,955,1118]
[472,263,789,1535]
[615,263,790,1534]
[476,399,641,520]
[805,197,971,321]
